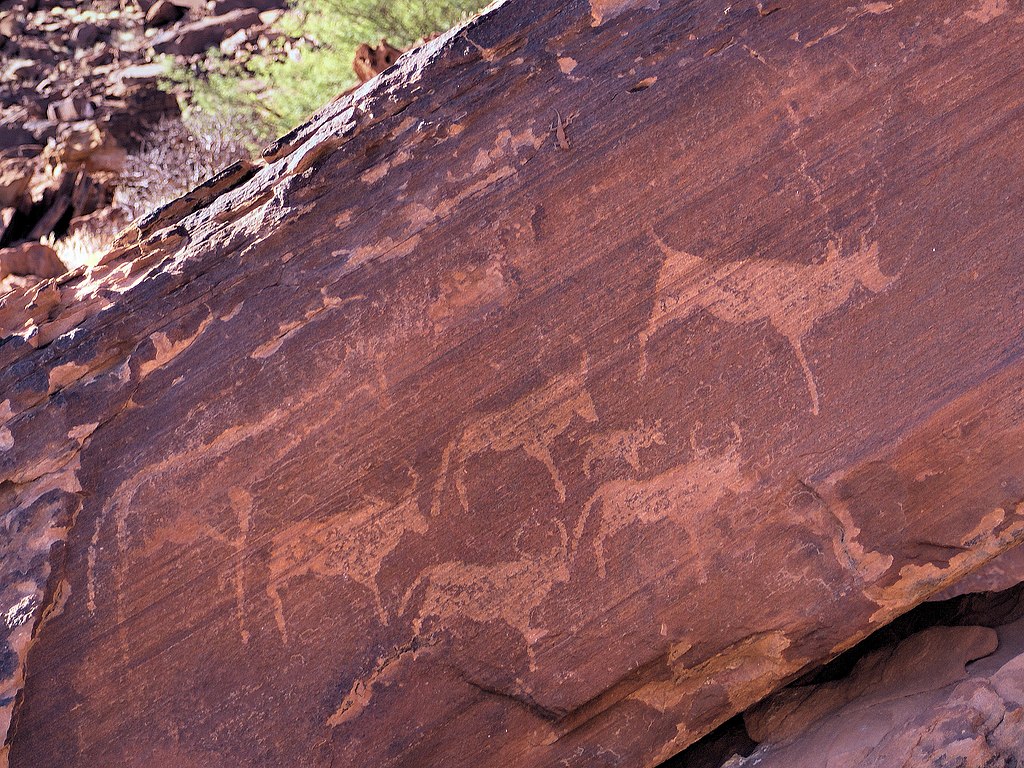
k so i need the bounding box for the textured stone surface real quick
[733,601,1024,767]
[3,0,1024,766]
[0,243,65,280]
[150,9,262,56]
[932,546,1024,602]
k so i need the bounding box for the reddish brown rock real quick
[144,0,186,29]
[734,617,1024,767]
[150,9,262,56]
[2,1,1024,767]
[0,156,33,210]
[68,22,99,49]
[43,121,127,175]
[353,39,402,83]
[0,241,65,279]
[932,546,1024,602]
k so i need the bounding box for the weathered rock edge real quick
[3,0,1024,765]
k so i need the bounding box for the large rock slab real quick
[2,0,1024,766]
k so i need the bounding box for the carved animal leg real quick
[397,574,426,625]
[594,533,609,579]
[789,335,820,416]
[456,457,471,512]
[524,441,566,502]
[266,581,289,644]
[637,330,651,381]
[571,493,600,561]
[370,585,390,626]
[429,440,455,517]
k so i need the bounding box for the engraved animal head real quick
[848,237,897,294]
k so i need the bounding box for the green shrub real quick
[170,0,484,144]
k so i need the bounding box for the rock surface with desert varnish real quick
[3,0,1024,766]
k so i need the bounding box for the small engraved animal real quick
[582,418,666,478]
[267,469,428,641]
[432,356,598,515]
[400,521,571,670]
[574,424,751,579]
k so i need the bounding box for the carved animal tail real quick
[429,439,455,517]
[790,336,820,416]
[570,492,600,563]
[266,582,289,645]
[398,574,427,618]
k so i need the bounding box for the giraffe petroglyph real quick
[400,521,572,670]
[266,468,428,642]
[430,356,598,515]
[639,227,897,414]
[573,424,752,579]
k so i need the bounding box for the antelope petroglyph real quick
[639,227,898,414]
[430,355,598,516]
[573,423,752,579]
[266,468,428,642]
[399,521,572,670]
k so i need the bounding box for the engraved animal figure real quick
[431,356,598,515]
[582,419,666,478]
[639,228,897,414]
[400,521,571,670]
[267,470,428,642]
[573,424,751,579]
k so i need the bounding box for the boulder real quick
[352,39,402,83]
[68,22,99,49]
[45,94,96,123]
[0,206,14,242]
[44,121,127,175]
[733,603,1024,767]
[219,26,256,57]
[144,0,186,28]
[0,13,24,43]
[113,62,167,86]
[150,9,262,56]
[213,0,287,13]
[3,1,1024,767]
[0,155,34,209]
[0,241,64,278]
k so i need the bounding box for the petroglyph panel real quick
[8,0,1024,766]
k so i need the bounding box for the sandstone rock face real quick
[3,1,1024,767]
